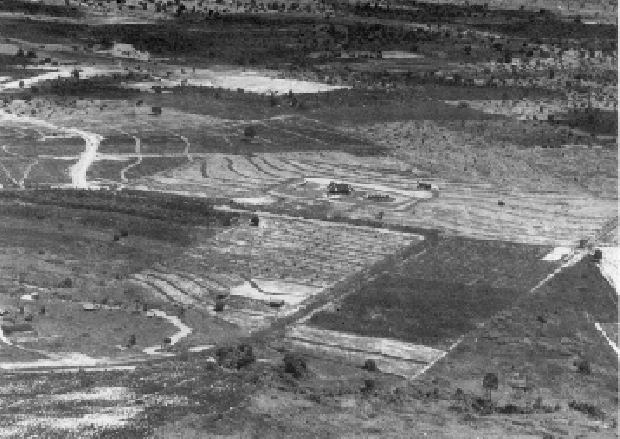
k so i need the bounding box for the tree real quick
[283,353,308,378]
[127,334,136,347]
[482,372,498,401]
[244,126,257,139]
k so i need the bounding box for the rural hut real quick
[82,302,97,311]
[327,181,352,195]
[417,182,432,190]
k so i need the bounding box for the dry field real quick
[129,213,421,333]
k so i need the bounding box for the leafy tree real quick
[482,372,498,401]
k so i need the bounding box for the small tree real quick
[283,353,307,378]
[482,372,498,402]
[244,126,257,139]
[363,358,378,372]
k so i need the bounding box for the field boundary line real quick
[411,335,465,380]
[594,322,620,357]
[412,249,585,380]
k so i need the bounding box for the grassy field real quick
[124,157,189,180]
[419,256,618,422]
[98,135,136,155]
[310,237,554,349]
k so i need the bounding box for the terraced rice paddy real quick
[129,214,422,332]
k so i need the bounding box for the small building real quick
[82,302,97,311]
[417,182,432,190]
[366,193,393,202]
[327,181,352,195]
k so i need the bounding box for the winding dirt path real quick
[68,129,103,188]
[119,133,142,183]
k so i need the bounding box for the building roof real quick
[327,182,352,192]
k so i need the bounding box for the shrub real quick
[362,378,376,394]
[127,334,136,347]
[215,343,256,370]
[244,126,257,138]
[568,400,604,419]
[283,353,308,379]
[59,277,73,288]
[575,359,591,375]
[214,300,225,312]
[363,359,378,372]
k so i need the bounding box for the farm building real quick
[327,182,352,195]
[417,182,432,190]
[366,193,393,201]
[82,302,97,311]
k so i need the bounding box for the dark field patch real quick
[87,159,129,181]
[99,135,136,154]
[308,98,507,125]
[139,134,186,155]
[10,136,85,157]
[124,157,189,180]
[310,237,555,349]
[186,133,233,154]
[24,159,76,185]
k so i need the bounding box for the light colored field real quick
[285,324,447,378]
[130,215,420,331]
[598,246,619,296]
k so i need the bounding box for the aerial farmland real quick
[0,0,617,437]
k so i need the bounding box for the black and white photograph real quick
[0,0,617,436]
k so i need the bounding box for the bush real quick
[575,359,591,375]
[215,343,256,370]
[568,400,605,419]
[214,300,225,312]
[362,359,378,372]
[59,277,73,288]
[283,353,308,379]
[362,378,375,394]
[244,126,257,138]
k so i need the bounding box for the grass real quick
[422,256,618,419]
[124,157,189,180]
[310,236,554,349]
[87,159,130,181]
[99,135,136,155]
[139,135,186,155]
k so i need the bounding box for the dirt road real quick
[68,129,103,188]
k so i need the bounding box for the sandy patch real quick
[142,309,192,355]
[230,280,323,306]
[381,51,425,59]
[0,352,101,370]
[597,246,619,295]
[46,386,133,402]
[542,247,573,261]
[232,196,277,205]
[17,406,143,430]
[188,344,215,352]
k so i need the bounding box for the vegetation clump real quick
[283,353,308,379]
[215,343,256,370]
